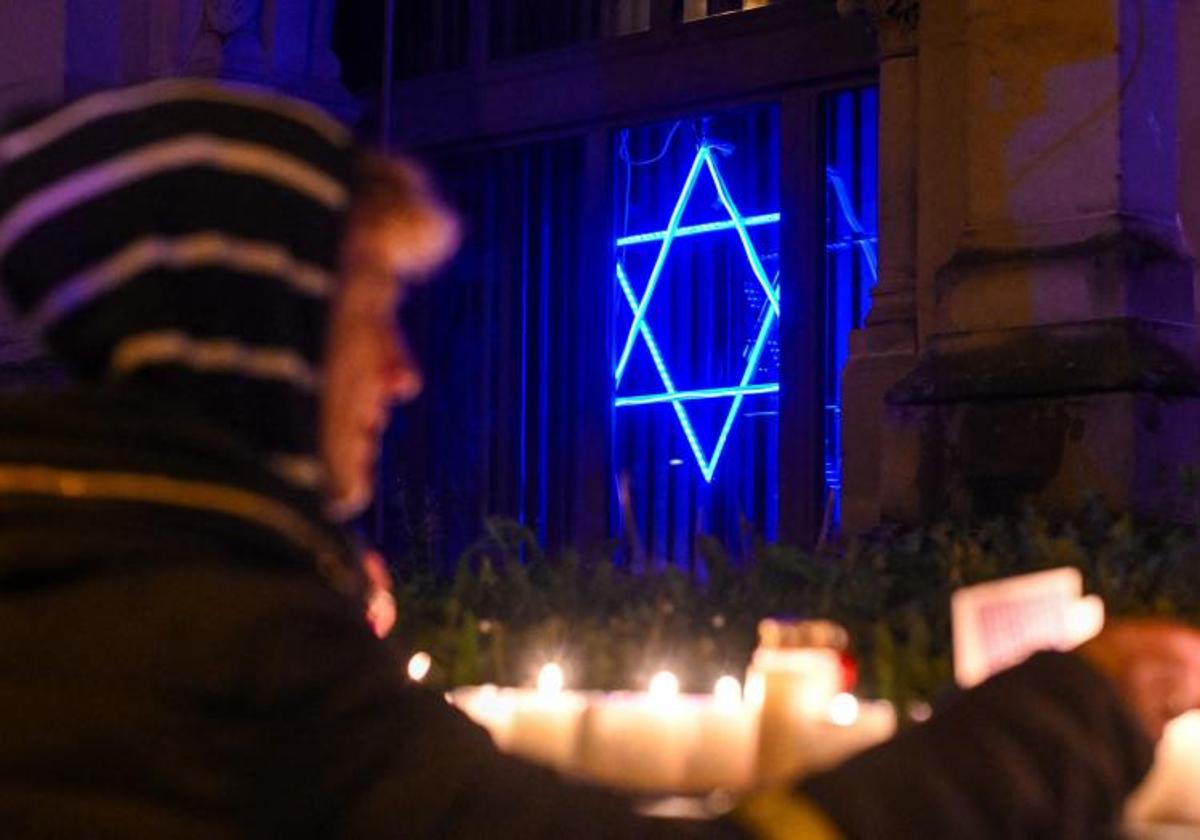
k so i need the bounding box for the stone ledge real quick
[883,391,1200,522]
[888,318,1200,405]
[933,222,1195,334]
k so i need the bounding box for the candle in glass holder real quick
[682,676,758,792]
[506,663,587,772]
[749,618,848,784]
[578,671,698,792]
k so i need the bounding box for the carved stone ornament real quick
[838,0,918,29]
[203,0,260,39]
[837,0,918,55]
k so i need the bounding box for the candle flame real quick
[475,683,500,710]
[537,662,565,696]
[829,692,859,727]
[407,651,432,683]
[713,675,742,708]
[648,670,680,701]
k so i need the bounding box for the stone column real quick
[838,0,920,532]
[883,0,1200,522]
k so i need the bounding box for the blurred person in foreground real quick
[0,79,1196,839]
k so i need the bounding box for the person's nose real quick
[384,327,422,404]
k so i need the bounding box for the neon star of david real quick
[614,143,781,483]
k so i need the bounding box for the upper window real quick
[682,0,780,22]
[335,0,803,89]
[490,0,651,59]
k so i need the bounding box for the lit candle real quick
[448,684,516,749]
[407,651,432,683]
[683,676,757,792]
[792,697,896,777]
[649,670,680,700]
[1126,710,1200,825]
[827,692,859,727]
[578,671,698,792]
[506,663,587,772]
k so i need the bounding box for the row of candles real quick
[417,653,895,793]
[413,648,1200,824]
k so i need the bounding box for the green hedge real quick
[388,499,1200,710]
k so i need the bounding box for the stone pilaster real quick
[883,0,1200,522]
[837,0,921,532]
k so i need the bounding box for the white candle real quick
[1126,710,1200,825]
[749,647,844,784]
[683,677,758,792]
[448,684,516,750]
[578,672,698,792]
[506,664,587,772]
[792,698,896,777]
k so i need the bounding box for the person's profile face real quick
[319,155,458,520]
[319,259,421,521]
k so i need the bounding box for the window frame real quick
[394,1,877,547]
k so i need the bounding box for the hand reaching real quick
[1077,620,1200,741]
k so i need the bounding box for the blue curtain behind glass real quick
[372,91,877,575]
[377,138,602,574]
[823,87,879,529]
[614,106,781,572]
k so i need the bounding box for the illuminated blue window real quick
[614,108,782,566]
[614,141,781,483]
[614,92,876,564]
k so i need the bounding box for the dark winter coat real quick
[0,387,1153,838]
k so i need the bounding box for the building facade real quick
[5,0,1200,549]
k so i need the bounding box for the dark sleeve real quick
[248,585,748,840]
[798,652,1155,840]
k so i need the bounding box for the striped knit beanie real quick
[0,79,355,490]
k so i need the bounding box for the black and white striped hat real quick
[0,78,357,490]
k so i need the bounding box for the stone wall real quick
[843,0,1200,527]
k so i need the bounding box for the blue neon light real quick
[614,146,711,387]
[703,152,780,316]
[615,135,878,484]
[615,382,780,407]
[826,167,878,281]
[615,142,780,482]
[615,213,780,247]
[616,261,712,476]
